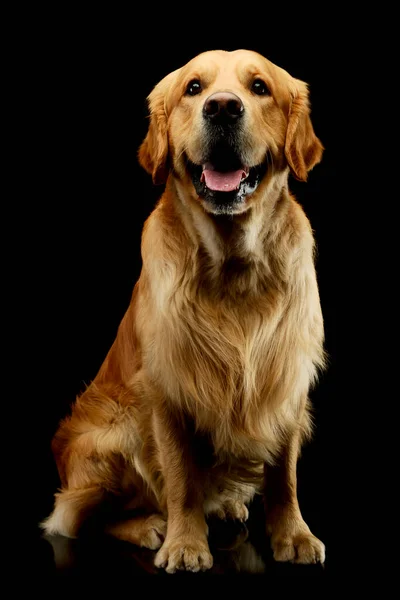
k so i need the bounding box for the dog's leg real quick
[153,408,213,573]
[264,428,325,564]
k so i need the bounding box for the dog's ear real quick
[284,79,324,182]
[138,70,179,185]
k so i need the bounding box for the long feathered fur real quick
[42,50,326,570]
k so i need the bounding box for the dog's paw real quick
[216,499,249,522]
[154,537,213,573]
[272,532,325,564]
[140,514,167,550]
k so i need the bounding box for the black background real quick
[20,12,353,581]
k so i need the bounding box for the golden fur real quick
[42,50,326,572]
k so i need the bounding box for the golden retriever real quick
[42,49,326,573]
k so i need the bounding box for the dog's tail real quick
[40,486,106,538]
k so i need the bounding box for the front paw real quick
[272,531,325,564]
[154,536,213,573]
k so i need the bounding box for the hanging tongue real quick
[201,168,247,192]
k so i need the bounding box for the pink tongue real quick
[201,169,246,192]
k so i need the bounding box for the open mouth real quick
[187,155,268,214]
[200,163,249,192]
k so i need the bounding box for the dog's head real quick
[139,50,323,216]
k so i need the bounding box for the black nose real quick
[203,92,244,124]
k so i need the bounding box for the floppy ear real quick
[138,70,178,185]
[284,79,324,182]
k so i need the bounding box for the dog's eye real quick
[186,80,202,96]
[251,79,270,96]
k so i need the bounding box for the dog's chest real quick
[155,281,294,411]
[144,234,321,449]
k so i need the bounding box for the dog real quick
[42,49,326,573]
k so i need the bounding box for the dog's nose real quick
[203,92,244,124]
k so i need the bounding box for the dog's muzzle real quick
[184,93,267,213]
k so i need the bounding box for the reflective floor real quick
[32,498,332,580]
